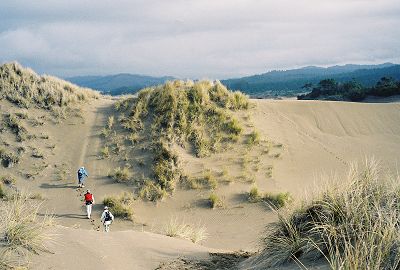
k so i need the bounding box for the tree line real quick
[297,77,400,101]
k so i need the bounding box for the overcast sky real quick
[0,0,399,79]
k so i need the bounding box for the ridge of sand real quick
[30,225,219,270]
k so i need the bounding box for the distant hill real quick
[66,73,175,95]
[221,63,400,97]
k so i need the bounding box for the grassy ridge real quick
[104,80,249,200]
[0,62,99,109]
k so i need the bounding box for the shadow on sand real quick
[38,212,88,220]
[40,183,77,189]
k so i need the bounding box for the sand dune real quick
[31,225,216,270]
[2,96,400,269]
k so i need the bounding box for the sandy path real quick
[35,99,115,230]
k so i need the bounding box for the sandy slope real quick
[3,98,400,269]
[31,225,216,270]
[252,99,400,197]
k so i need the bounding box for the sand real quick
[2,97,400,269]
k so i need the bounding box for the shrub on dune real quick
[103,192,134,220]
[208,193,223,209]
[254,159,400,269]
[108,167,132,183]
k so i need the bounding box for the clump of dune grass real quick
[99,146,110,158]
[263,192,291,208]
[1,175,16,186]
[247,130,260,146]
[248,185,262,203]
[139,179,168,201]
[107,116,114,129]
[3,113,28,142]
[0,194,54,268]
[0,148,20,168]
[29,193,46,201]
[247,186,290,207]
[103,192,134,220]
[163,218,208,244]
[0,62,99,110]
[152,141,182,192]
[183,170,218,190]
[252,159,400,269]
[0,183,6,199]
[208,193,224,209]
[108,166,132,183]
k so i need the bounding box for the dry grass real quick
[0,183,6,199]
[247,130,261,146]
[0,194,54,268]
[183,170,218,190]
[248,185,262,203]
[99,146,110,158]
[257,159,400,269]
[108,167,132,183]
[0,62,99,110]
[0,148,20,168]
[139,179,168,201]
[102,80,251,200]
[163,218,208,244]
[103,192,134,220]
[1,175,16,186]
[208,193,224,209]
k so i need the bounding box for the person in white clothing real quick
[100,206,114,232]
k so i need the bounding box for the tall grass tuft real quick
[252,159,400,269]
[103,192,134,220]
[163,218,208,244]
[0,194,54,268]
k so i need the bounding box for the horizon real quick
[1,0,399,78]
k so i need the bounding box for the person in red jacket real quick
[84,190,95,219]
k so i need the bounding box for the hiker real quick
[100,206,114,232]
[77,167,88,188]
[84,189,95,219]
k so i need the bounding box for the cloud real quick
[0,0,399,78]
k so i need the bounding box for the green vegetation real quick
[103,192,134,220]
[0,62,99,109]
[208,193,223,209]
[100,146,110,158]
[183,170,218,190]
[108,167,132,183]
[103,80,249,200]
[259,160,400,269]
[263,192,291,208]
[248,185,261,203]
[298,77,400,101]
[247,130,260,146]
[248,186,291,208]
[138,179,167,201]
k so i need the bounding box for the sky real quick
[0,0,399,79]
